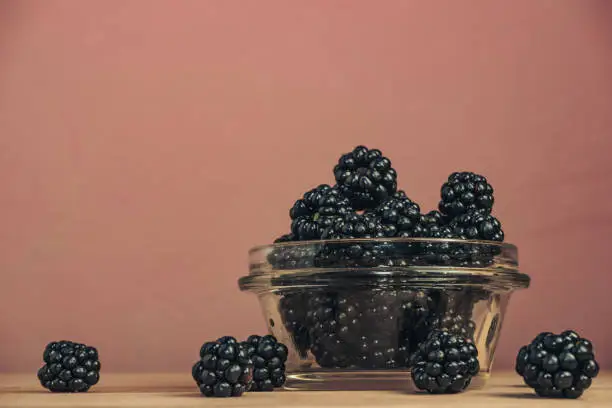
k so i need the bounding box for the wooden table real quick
[0,372,610,407]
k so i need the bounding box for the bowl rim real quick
[249,237,516,254]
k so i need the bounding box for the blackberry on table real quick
[290,185,353,241]
[410,330,480,394]
[334,146,398,210]
[515,330,599,399]
[242,335,288,391]
[438,172,494,218]
[450,210,504,242]
[192,336,253,397]
[37,340,100,393]
[367,192,421,237]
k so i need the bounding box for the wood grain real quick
[0,372,610,407]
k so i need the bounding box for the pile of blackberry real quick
[271,146,505,269]
[515,331,599,398]
[37,341,101,393]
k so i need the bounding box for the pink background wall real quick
[1,0,612,373]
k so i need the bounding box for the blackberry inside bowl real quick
[239,238,529,391]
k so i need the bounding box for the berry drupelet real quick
[367,191,421,237]
[515,330,599,399]
[450,210,504,242]
[37,340,100,393]
[290,185,353,241]
[411,330,480,394]
[334,146,398,210]
[192,337,253,397]
[242,335,288,391]
[438,172,494,218]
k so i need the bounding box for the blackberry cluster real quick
[290,184,353,240]
[242,335,288,391]
[37,341,100,393]
[438,172,494,218]
[367,191,421,237]
[334,145,398,210]
[515,331,599,399]
[192,337,253,397]
[411,330,480,394]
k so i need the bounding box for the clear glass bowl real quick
[239,238,529,391]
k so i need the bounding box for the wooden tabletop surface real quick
[0,372,610,407]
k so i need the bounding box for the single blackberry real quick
[279,293,311,358]
[366,192,421,237]
[242,335,288,391]
[290,185,353,240]
[37,340,100,393]
[450,210,504,242]
[334,145,398,210]
[515,330,599,399]
[192,336,253,397]
[438,172,494,218]
[411,330,480,394]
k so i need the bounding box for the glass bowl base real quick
[284,369,490,391]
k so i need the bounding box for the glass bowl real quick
[238,238,529,391]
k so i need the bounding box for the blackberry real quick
[242,335,288,391]
[367,192,421,237]
[290,185,353,240]
[450,210,504,242]
[334,145,398,210]
[279,293,311,357]
[515,330,599,399]
[192,336,253,397]
[438,172,494,218]
[411,330,480,394]
[37,340,100,393]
